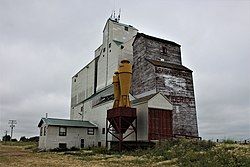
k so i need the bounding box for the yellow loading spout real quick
[118,59,132,107]
[112,71,120,108]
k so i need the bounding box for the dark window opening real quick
[121,45,124,49]
[103,48,106,52]
[40,127,43,136]
[87,128,94,135]
[98,142,101,147]
[124,26,128,31]
[59,127,67,136]
[162,46,167,54]
[81,139,84,148]
[44,126,46,136]
[102,128,105,134]
[109,43,111,48]
[74,78,76,82]
[59,143,67,149]
[109,50,111,52]
[103,55,105,57]
[81,106,84,111]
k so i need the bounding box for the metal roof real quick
[146,59,192,72]
[132,93,157,104]
[38,118,98,128]
[133,33,180,47]
[131,92,172,105]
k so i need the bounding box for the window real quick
[81,106,84,111]
[87,128,94,135]
[40,127,43,136]
[98,142,101,147]
[109,43,111,48]
[102,128,105,134]
[59,127,67,136]
[59,143,67,149]
[103,48,106,52]
[162,46,167,54]
[124,26,128,31]
[74,78,76,82]
[44,126,46,136]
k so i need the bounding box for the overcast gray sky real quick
[0,0,249,140]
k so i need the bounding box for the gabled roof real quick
[133,33,180,47]
[132,92,172,104]
[131,93,157,104]
[146,59,192,72]
[38,118,98,128]
[132,92,173,110]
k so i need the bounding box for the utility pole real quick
[8,120,17,141]
[4,130,8,142]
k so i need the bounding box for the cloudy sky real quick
[0,0,249,140]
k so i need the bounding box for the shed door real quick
[80,139,84,148]
[148,108,172,140]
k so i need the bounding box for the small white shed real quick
[131,92,173,141]
[38,118,98,150]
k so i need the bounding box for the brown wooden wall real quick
[148,108,173,140]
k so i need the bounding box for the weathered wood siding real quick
[156,67,198,136]
[132,36,156,96]
[145,38,182,65]
[132,34,198,137]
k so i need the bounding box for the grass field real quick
[0,139,249,167]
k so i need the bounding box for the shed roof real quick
[132,92,172,105]
[38,118,98,128]
[133,33,180,47]
[146,59,192,72]
[131,93,157,104]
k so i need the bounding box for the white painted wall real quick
[84,100,113,147]
[96,19,138,91]
[119,37,135,64]
[38,124,97,150]
[70,103,84,120]
[148,93,173,110]
[70,60,95,118]
[38,124,47,150]
[123,102,149,141]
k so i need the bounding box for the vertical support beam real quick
[107,108,137,152]
[135,117,138,149]
[119,117,122,152]
[106,118,108,148]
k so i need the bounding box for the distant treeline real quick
[2,135,39,142]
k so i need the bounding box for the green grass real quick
[1,140,249,166]
[1,141,37,147]
[121,139,250,166]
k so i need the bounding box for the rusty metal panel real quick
[107,107,136,134]
[148,108,172,140]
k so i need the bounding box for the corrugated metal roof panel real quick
[133,33,180,47]
[38,118,98,128]
[146,59,192,72]
[131,93,157,104]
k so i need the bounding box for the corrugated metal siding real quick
[148,108,172,140]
